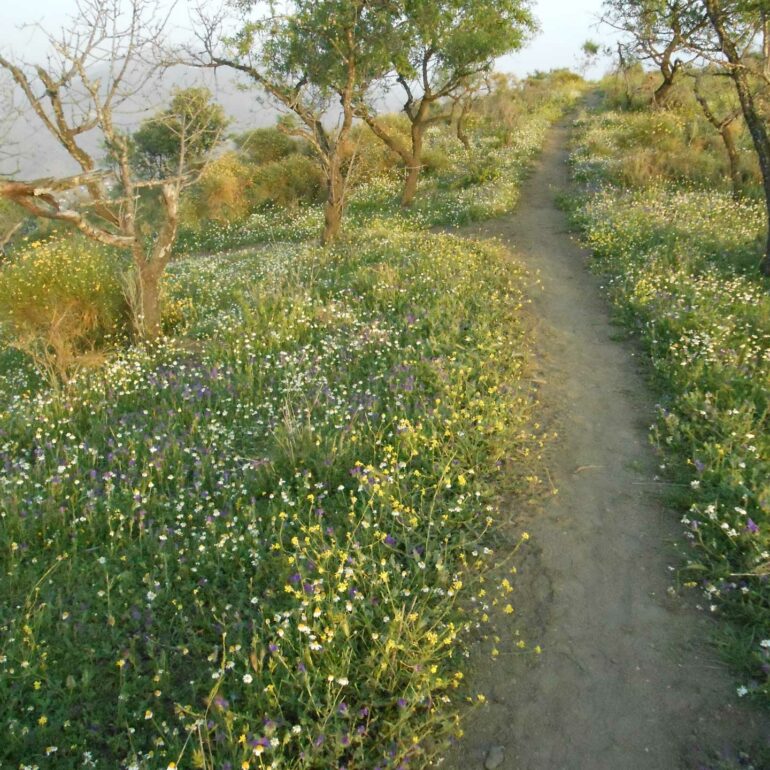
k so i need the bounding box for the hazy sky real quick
[1,0,610,77]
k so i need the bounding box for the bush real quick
[573,107,761,194]
[348,117,411,181]
[0,237,126,383]
[249,153,325,208]
[234,126,307,165]
[181,152,254,227]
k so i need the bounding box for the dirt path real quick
[444,117,770,769]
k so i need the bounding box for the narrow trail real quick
[444,117,770,769]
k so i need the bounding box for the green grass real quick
[0,92,579,766]
[569,103,770,707]
[0,72,585,768]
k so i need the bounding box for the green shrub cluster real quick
[0,237,126,383]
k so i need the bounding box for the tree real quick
[602,0,706,106]
[197,0,396,244]
[698,0,770,274]
[691,69,744,199]
[0,0,224,337]
[447,74,492,152]
[579,40,603,75]
[355,0,535,206]
[131,87,229,179]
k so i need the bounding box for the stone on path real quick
[484,745,505,770]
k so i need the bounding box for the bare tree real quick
[0,0,222,338]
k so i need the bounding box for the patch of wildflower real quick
[0,228,545,767]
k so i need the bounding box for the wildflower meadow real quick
[0,76,582,769]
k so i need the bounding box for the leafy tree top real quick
[131,87,229,179]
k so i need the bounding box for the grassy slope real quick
[0,86,581,769]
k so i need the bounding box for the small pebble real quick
[484,745,505,770]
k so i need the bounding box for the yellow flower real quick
[503,604,514,614]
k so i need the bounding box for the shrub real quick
[181,152,254,227]
[0,237,126,383]
[249,153,325,208]
[233,126,307,165]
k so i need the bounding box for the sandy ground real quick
[442,115,770,770]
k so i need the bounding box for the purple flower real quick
[746,519,759,534]
[397,698,407,709]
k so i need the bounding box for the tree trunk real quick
[455,99,472,151]
[135,261,163,340]
[457,110,471,151]
[693,83,742,201]
[706,0,770,275]
[653,77,675,107]
[728,74,770,274]
[322,154,344,245]
[652,40,682,109]
[401,126,424,207]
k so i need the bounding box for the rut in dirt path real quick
[444,117,770,770]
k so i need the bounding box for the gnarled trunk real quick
[136,264,163,340]
[401,125,424,207]
[322,153,345,245]
[130,184,179,339]
[456,102,471,151]
[652,76,676,107]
